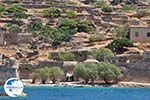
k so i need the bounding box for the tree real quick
[84,63,98,85]
[77,20,94,33]
[32,69,40,84]
[97,62,123,84]
[33,68,49,84]
[92,48,114,61]
[74,63,98,84]
[49,67,64,84]
[107,38,133,53]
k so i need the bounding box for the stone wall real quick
[0,67,18,85]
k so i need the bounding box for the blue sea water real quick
[0,86,150,100]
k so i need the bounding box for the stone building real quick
[0,27,32,45]
[129,26,150,42]
[0,55,19,84]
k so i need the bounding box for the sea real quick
[0,86,150,100]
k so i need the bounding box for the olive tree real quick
[97,62,123,84]
[74,63,98,84]
[49,67,64,84]
[32,68,49,84]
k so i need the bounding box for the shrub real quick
[66,10,76,18]
[136,9,150,18]
[42,8,62,18]
[97,62,123,84]
[113,25,129,38]
[0,5,4,13]
[59,52,76,61]
[58,18,78,29]
[6,4,27,19]
[121,5,136,13]
[96,0,108,8]
[77,20,94,33]
[92,48,114,61]
[107,38,133,53]
[4,23,20,32]
[102,5,113,12]
[27,21,43,35]
[89,34,105,42]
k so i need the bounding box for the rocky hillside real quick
[0,0,150,63]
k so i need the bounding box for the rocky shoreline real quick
[23,82,150,88]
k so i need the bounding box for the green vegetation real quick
[77,20,94,33]
[96,0,113,12]
[75,63,98,84]
[0,5,5,17]
[32,68,49,84]
[58,18,78,30]
[89,34,105,42]
[6,4,27,19]
[49,67,64,84]
[66,10,76,18]
[27,18,95,47]
[91,48,114,61]
[113,25,129,38]
[75,62,123,84]
[59,52,76,61]
[42,8,62,18]
[97,62,123,84]
[102,5,113,12]
[136,9,150,18]
[107,38,134,53]
[32,67,64,84]
[27,21,43,36]
[4,23,20,32]
[121,5,136,13]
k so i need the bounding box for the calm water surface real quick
[0,86,150,100]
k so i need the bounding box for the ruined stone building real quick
[129,26,150,42]
[0,27,32,45]
[0,55,19,84]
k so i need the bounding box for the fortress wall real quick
[0,67,18,85]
